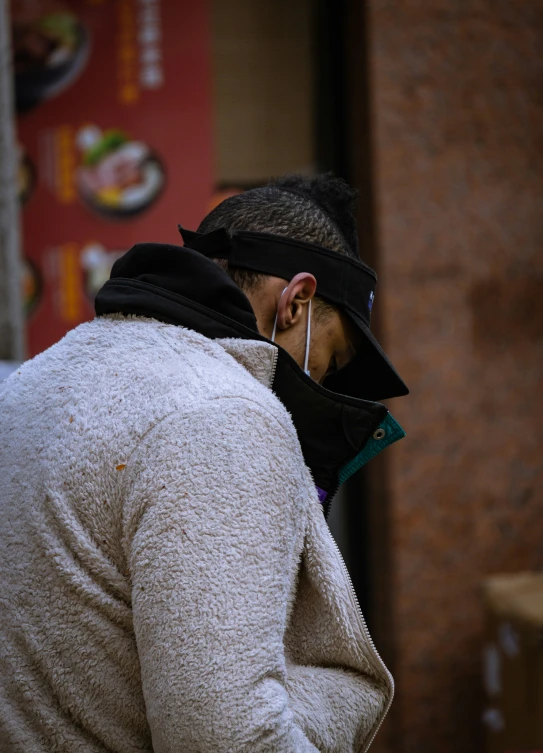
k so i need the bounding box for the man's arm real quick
[122,398,319,753]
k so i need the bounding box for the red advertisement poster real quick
[13,0,213,356]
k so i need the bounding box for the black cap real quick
[179,225,408,401]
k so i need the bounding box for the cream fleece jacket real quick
[0,316,393,753]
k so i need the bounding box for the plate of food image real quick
[76,126,166,220]
[12,5,90,113]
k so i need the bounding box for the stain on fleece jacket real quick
[0,315,392,753]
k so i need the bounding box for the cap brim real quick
[323,312,409,402]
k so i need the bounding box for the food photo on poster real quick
[12,0,214,357]
[76,125,166,219]
[12,1,91,113]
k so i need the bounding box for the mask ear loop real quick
[270,287,312,379]
[270,287,287,343]
[303,299,312,377]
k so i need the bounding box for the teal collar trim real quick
[338,412,405,485]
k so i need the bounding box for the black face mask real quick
[95,233,407,514]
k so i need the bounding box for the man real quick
[0,173,408,752]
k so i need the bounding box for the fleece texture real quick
[0,316,393,753]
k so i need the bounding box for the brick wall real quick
[366,3,543,751]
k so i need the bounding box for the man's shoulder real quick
[6,316,296,456]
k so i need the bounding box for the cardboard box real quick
[482,573,543,753]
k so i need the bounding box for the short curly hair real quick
[197,173,360,296]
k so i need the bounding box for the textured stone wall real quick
[366,2,543,751]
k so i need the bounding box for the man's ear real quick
[276,273,317,331]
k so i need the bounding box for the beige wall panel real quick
[211,0,314,184]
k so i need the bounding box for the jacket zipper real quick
[270,346,279,385]
[329,534,394,753]
[270,344,393,749]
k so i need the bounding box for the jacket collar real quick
[94,242,405,511]
[216,338,277,389]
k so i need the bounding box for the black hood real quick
[95,242,403,509]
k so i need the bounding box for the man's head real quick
[197,173,362,384]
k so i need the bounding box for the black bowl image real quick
[13,12,90,113]
[76,130,166,220]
